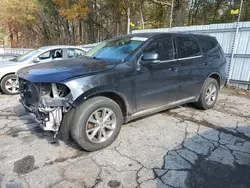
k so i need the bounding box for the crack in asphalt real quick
[164,110,250,142]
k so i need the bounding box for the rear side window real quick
[68,48,86,58]
[199,37,222,57]
[176,36,201,58]
[52,49,63,59]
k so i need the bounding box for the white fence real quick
[133,22,250,89]
[1,48,33,55]
[0,43,99,55]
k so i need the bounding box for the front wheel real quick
[70,96,123,151]
[0,74,20,95]
[195,78,219,110]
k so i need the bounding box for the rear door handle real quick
[202,62,210,66]
[168,67,178,71]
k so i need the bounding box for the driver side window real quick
[143,37,175,61]
[38,49,63,62]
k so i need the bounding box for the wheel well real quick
[209,74,220,86]
[92,92,127,117]
[0,72,16,83]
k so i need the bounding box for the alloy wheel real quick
[86,108,116,143]
[205,84,217,106]
[5,78,19,94]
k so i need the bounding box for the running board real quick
[124,97,196,123]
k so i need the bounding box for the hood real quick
[17,57,117,83]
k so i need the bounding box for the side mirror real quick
[140,52,160,66]
[33,57,40,63]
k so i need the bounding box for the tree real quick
[0,0,249,47]
[0,0,42,47]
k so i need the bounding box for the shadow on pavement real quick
[185,155,250,188]
[155,126,250,188]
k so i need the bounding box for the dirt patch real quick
[13,155,36,175]
[222,86,250,99]
[108,180,121,188]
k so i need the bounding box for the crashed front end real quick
[19,78,74,133]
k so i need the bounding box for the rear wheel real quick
[195,78,219,110]
[1,74,20,95]
[70,96,123,151]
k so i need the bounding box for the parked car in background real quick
[17,33,227,151]
[0,45,87,95]
[0,53,18,61]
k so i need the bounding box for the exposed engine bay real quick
[19,78,73,134]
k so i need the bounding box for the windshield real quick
[85,37,148,61]
[13,49,42,62]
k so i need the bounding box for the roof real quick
[114,32,167,39]
[114,32,213,39]
[40,45,85,50]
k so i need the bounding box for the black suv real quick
[18,33,227,151]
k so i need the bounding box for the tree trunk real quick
[83,21,88,44]
[79,20,83,44]
[72,22,75,45]
[65,20,70,44]
[174,0,189,26]
[139,0,145,30]
[127,5,131,34]
[16,32,19,47]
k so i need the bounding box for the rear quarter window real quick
[199,37,223,58]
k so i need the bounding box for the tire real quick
[70,96,123,151]
[195,78,219,110]
[0,74,20,95]
[57,108,76,142]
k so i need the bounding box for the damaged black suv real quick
[18,33,227,151]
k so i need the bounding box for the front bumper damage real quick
[19,78,74,133]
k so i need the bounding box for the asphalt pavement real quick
[0,88,249,188]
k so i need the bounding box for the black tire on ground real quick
[70,96,123,151]
[0,74,20,95]
[57,108,76,142]
[195,78,219,110]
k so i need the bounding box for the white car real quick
[0,45,87,95]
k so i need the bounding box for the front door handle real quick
[168,67,178,71]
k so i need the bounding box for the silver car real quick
[0,45,87,95]
[0,53,18,61]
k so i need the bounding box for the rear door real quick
[175,35,206,100]
[198,36,226,77]
[135,36,179,111]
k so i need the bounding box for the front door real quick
[135,36,179,112]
